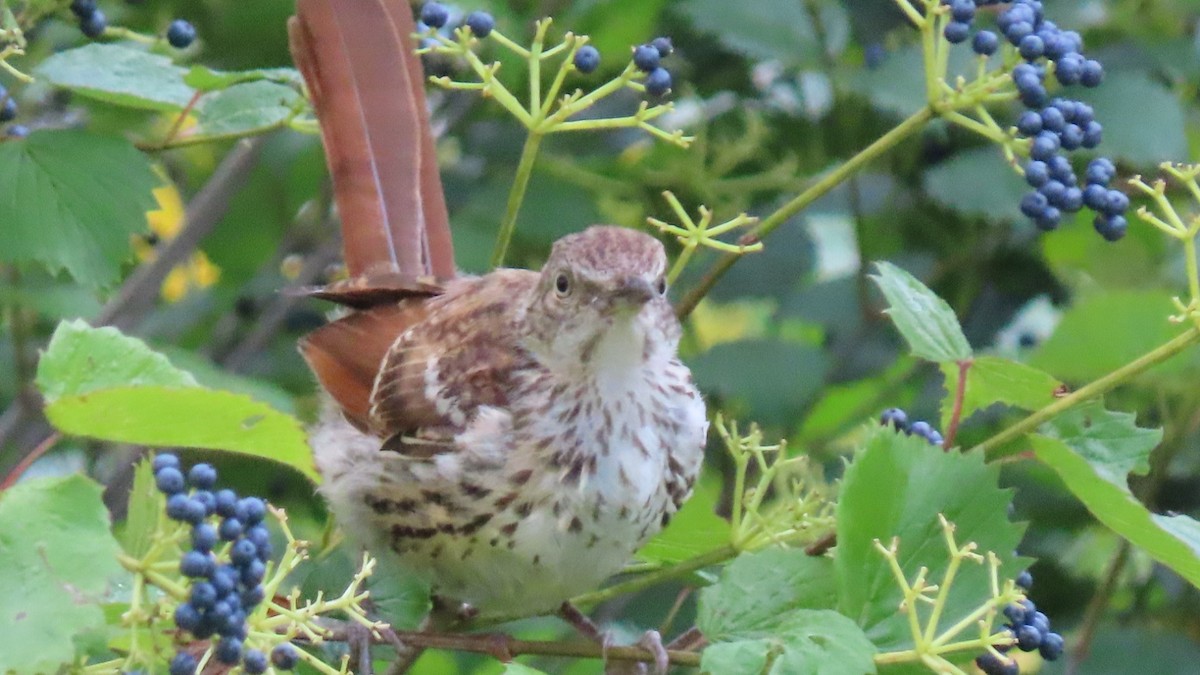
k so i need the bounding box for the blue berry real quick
[944,21,970,44]
[1020,191,1049,218]
[190,581,217,610]
[644,67,672,97]
[237,497,267,525]
[214,489,239,517]
[1080,59,1104,87]
[193,490,215,516]
[174,602,201,631]
[80,9,107,38]
[244,649,268,674]
[1081,121,1102,148]
[1062,186,1083,212]
[633,44,660,72]
[1040,632,1064,660]
[1003,603,1027,625]
[219,517,244,541]
[1095,214,1127,241]
[0,96,16,124]
[165,493,192,521]
[926,429,944,446]
[211,565,238,596]
[1039,106,1065,132]
[187,463,217,490]
[215,637,243,664]
[155,466,186,494]
[573,45,600,74]
[6,124,28,138]
[192,523,218,552]
[880,407,909,431]
[1105,189,1129,215]
[166,19,196,49]
[972,30,999,56]
[1029,610,1051,633]
[1086,158,1115,186]
[1005,21,1034,45]
[908,420,932,438]
[246,524,271,550]
[271,644,300,670]
[1020,82,1047,107]
[1047,155,1074,184]
[218,609,247,638]
[1035,206,1061,231]
[1060,123,1084,150]
[419,2,449,29]
[180,550,215,578]
[1042,32,1069,60]
[651,36,674,57]
[1016,111,1042,137]
[1025,160,1049,187]
[1029,132,1059,161]
[1054,53,1083,85]
[1018,34,1044,60]
[1040,180,1066,206]
[241,558,266,585]
[1083,184,1108,210]
[241,584,266,608]
[169,652,197,675]
[230,539,258,566]
[975,653,1018,675]
[949,0,975,22]
[465,11,494,38]
[1015,623,1042,651]
[70,0,97,18]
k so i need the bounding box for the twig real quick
[944,358,973,449]
[0,431,60,490]
[97,137,266,332]
[1067,540,1130,674]
[666,626,706,652]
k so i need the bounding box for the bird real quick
[288,0,707,620]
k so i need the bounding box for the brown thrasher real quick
[288,0,707,617]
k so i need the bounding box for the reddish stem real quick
[0,431,61,491]
[159,90,203,149]
[944,358,973,450]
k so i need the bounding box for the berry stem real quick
[971,325,1200,459]
[489,131,543,268]
[677,105,936,319]
[943,358,973,449]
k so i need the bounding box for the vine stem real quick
[676,105,935,319]
[944,359,973,449]
[970,325,1200,459]
[490,132,543,268]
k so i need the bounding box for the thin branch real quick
[944,358,973,449]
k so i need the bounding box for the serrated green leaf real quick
[120,459,160,558]
[195,81,300,136]
[700,609,876,675]
[698,549,837,640]
[871,262,972,364]
[1030,434,1200,589]
[184,65,302,92]
[836,430,1023,651]
[0,475,123,674]
[1036,401,1161,484]
[939,356,1061,431]
[36,321,318,483]
[37,43,194,111]
[37,320,196,401]
[639,468,730,565]
[0,131,157,288]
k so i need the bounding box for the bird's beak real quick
[613,277,657,305]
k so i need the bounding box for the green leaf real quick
[698,549,837,640]
[36,321,318,483]
[0,130,158,288]
[680,0,849,68]
[870,262,972,364]
[120,458,161,558]
[924,149,1027,224]
[1076,71,1187,166]
[1036,401,1160,483]
[938,356,1062,431]
[368,556,432,631]
[184,64,302,91]
[639,468,730,565]
[700,609,876,675]
[1030,290,1188,383]
[501,664,550,675]
[37,43,195,111]
[0,475,123,675]
[836,429,1023,651]
[1030,434,1200,589]
[195,81,300,136]
[691,340,829,426]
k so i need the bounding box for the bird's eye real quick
[555,273,571,296]
[656,277,668,296]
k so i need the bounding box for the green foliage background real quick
[3,0,1200,672]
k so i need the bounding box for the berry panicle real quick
[975,569,1064,674]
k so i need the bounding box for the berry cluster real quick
[152,453,290,675]
[975,571,1064,674]
[880,408,945,446]
[420,3,493,39]
[69,0,107,39]
[941,0,1128,239]
[633,37,674,97]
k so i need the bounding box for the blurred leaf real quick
[0,281,102,320]
[844,46,925,117]
[0,475,122,675]
[0,130,157,288]
[836,429,1023,651]
[573,0,670,60]
[938,356,1061,431]
[368,556,431,630]
[1030,290,1185,383]
[36,320,318,482]
[924,148,1027,224]
[1079,625,1200,674]
[1076,71,1187,166]
[195,81,300,136]
[680,0,848,68]
[184,65,302,91]
[691,340,829,426]
[37,43,194,111]
[639,468,730,565]
[871,262,972,363]
[120,458,161,558]
[501,665,549,675]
